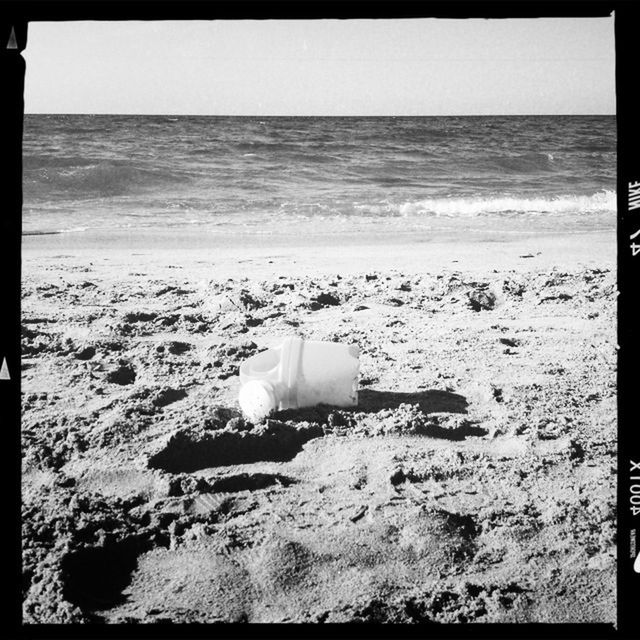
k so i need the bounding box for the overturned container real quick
[238,336,359,423]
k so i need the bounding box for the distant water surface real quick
[22,115,616,238]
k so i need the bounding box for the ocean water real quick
[22,115,616,238]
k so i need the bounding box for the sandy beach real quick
[21,229,617,623]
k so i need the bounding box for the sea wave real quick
[24,155,97,169]
[489,152,556,173]
[354,190,616,218]
[24,159,185,198]
[22,115,616,232]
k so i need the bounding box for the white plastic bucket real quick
[238,336,359,422]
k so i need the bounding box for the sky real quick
[23,17,615,116]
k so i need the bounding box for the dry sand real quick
[21,230,617,623]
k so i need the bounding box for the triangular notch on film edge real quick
[0,357,10,380]
[6,26,17,50]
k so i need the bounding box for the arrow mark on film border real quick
[0,357,10,380]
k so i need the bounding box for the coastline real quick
[22,228,615,277]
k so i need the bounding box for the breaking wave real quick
[354,190,616,218]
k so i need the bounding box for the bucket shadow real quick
[276,389,468,420]
[274,389,486,441]
[356,389,468,415]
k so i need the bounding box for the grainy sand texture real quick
[21,230,616,624]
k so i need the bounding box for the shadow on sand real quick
[274,388,487,441]
[356,388,468,414]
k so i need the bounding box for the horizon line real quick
[24,112,617,117]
